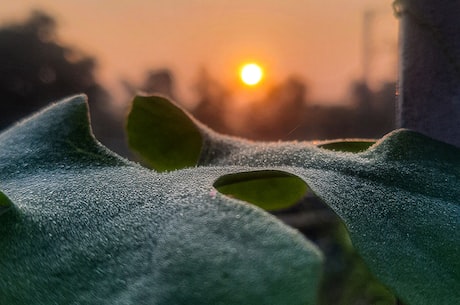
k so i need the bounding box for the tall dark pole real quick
[395,0,460,147]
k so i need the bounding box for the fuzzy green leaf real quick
[214,170,309,211]
[0,95,322,305]
[127,95,203,171]
[129,95,460,305]
[0,191,14,217]
[317,139,376,153]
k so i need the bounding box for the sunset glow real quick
[0,1,398,105]
[240,63,263,86]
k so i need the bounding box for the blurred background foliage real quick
[0,10,395,150]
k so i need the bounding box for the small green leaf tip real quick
[214,170,309,211]
[0,191,14,216]
[127,95,203,171]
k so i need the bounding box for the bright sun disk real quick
[240,63,263,86]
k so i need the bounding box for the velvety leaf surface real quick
[0,96,322,305]
[128,96,460,305]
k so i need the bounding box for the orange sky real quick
[1,0,399,107]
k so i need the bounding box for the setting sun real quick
[240,63,263,86]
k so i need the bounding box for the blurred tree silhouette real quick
[244,76,308,140]
[191,68,231,133]
[349,80,395,138]
[122,69,176,101]
[0,10,120,150]
[130,67,395,142]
